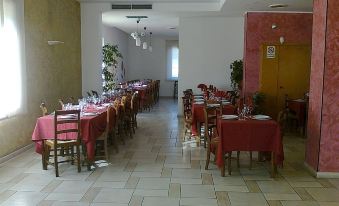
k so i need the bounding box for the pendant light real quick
[148,32,153,52]
[131,19,141,46]
[142,27,148,49]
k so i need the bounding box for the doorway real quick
[259,44,311,119]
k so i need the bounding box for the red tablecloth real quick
[32,108,115,162]
[216,118,284,168]
[191,103,235,136]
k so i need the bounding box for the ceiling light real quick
[269,4,288,8]
[149,32,153,52]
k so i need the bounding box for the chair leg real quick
[71,146,74,165]
[249,152,253,170]
[54,145,59,177]
[221,151,225,177]
[104,138,108,161]
[237,151,240,168]
[112,130,119,153]
[76,145,81,173]
[228,152,232,175]
[42,141,47,170]
[205,143,211,170]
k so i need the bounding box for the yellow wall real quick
[0,0,81,157]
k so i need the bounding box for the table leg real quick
[271,152,277,178]
[228,152,232,175]
[221,151,225,177]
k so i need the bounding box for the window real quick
[166,40,179,80]
[0,0,25,119]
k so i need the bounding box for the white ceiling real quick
[99,0,313,37]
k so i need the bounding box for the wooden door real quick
[260,44,311,119]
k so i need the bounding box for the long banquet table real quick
[32,107,115,163]
[216,118,284,176]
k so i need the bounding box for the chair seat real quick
[45,139,78,147]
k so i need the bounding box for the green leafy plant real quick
[252,91,265,114]
[102,44,123,92]
[230,59,243,90]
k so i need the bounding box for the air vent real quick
[269,4,288,8]
[126,16,148,19]
[112,4,152,10]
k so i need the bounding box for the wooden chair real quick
[58,99,64,109]
[113,99,125,145]
[131,92,139,131]
[42,110,81,177]
[95,106,114,161]
[203,101,222,170]
[121,95,133,138]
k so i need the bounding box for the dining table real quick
[32,105,115,166]
[191,102,236,136]
[216,116,284,177]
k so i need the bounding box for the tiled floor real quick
[0,98,339,206]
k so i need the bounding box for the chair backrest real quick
[54,110,81,143]
[106,106,115,133]
[58,99,64,109]
[131,92,139,114]
[87,91,92,97]
[203,100,221,142]
[40,102,48,116]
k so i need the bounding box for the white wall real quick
[126,37,176,97]
[81,3,110,96]
[178,16,244,114]
[103,26,129,83]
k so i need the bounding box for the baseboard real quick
[304,162,317,177]
[0,143,34,165]
[304,162,339,178]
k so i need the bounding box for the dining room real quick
[0,0,339,205]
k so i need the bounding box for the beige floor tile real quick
[280,200,319,206]
[214,185,249,192]
[53,181,93,194]
[92,181,126,188]
[133,189,168,197]
[264,193,302,201]
[142,197,179,206]
[212,176,246,186]
[257,181,296,194]
[216,191,231,206]
[306,188,339,202]
[289,181,323,188]
[181,184,215,198]
[136,177,170,190]
[245,180,261,193]
[172,169,201,178]
[2,191,48,206]
[45,193,85,202]
[51,201,90,206]
[96,172,131,182]
[92,188,133,203]
[169,183,181,198]
[228,192,269,206]
[318,202,339,206]
[80,187,101,202]
[180,197,218,206]
[171,178,202,185]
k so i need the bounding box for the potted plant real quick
[252,91,265,114]
[228,59,243,103]
[102,44,123,92]
[230,59,243,91]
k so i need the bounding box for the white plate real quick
[221,115,238,120]
[194,102,204,105]
[221,101,231,105]
[252,115,271,120]
[58,114,77,119]
[194,97,204,99]
[207,103,220,107]
[82,112,97,116]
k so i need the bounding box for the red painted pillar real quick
[305,0,339,173]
